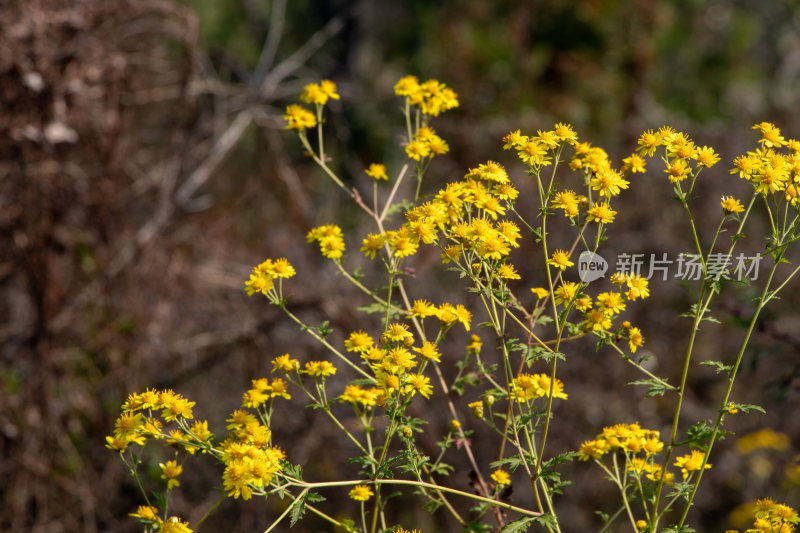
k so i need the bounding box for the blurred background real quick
[2,0,800,531]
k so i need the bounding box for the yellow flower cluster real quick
[405,126,450,161]
[735,428,791,454]
[242,377,291,407]
[284,104,316,131]
[307,224,346,260]
[106,389,207,453]
[579,423,663,460]
[221,410,285,500]
[578,424,717,486]
[342,323,442,402]
[727,124,800,203]
[245,257,296,296]
[745,499,799,533]
[300,79,340,106]
[509,372,568,402]
[283,79,340,131]
[636,126,720,183]
[394,75,459,117]
[129,507,193,533]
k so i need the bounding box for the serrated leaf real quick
[499,517,535,532]
[699,360,733,375]
[629,378,670,397]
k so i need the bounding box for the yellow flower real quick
[491,469,511,486]
[406,140,431,161]
[345,331,374,353]
[404,373,433,398]
[628,327,644,353]
[365,163,388,181]
[596,291,626,315]
[547,249,574,270]
[674,450,711,478]
[361,233,385,259]
[161,516,193,533]
[587,202,617,224]
[382,322,414,345]
[552,190,579,217]
[497,263,521,280]
[307,224,345,260]
[284,104,316,131]
[590,168,629,197]
[349,484,374,502]
[622,153,647,173]
[721,196,745,214]
[160,459,183,490]
[303,361,337,377]
[272,353,299,373]
[413,341,441,363]
[554,281,579,304]
[637,129,663,156]
[129,505,159,521]
[531,287,549,299]
[513,373,568,401]
[468,334,482,353]
[665,159,691,182]
[553,122,578,144]
[625,275,650,300]
[468,400,484,418]
[300,80,340,105]
[411,299,438,318]
[753,122,786,148]
[695,146,720,167]
[394,75,420,96]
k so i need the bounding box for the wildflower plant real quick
[108,76,800,532]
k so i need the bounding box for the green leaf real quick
[628,378,671,397]
[699,360,733,375]
[499,517,535,532]
[729,402,765,414]
[424,499,443,514]
[685,420,714,450]
[533,514,558,529]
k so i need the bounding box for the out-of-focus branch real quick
[253,0,287,83]
[174,109,254,211]
[259,15,345,98]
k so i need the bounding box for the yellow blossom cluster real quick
[744,499,799,533]
[341,322,444,402]
[307,224,346,260]
[636,126,720,183]
[406,126,450,161]
[579,423,662,459]
[106,389,207,453]
[509,372,568,402]
[728,124,800,203]
[735,428,791,455]
[300,79,340,106]
[394,75,459,117]
[284,104,316,131]
[283,79,340,131]
[242,377,291,407]
[221,410,286,500]
[244,257,296,296]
